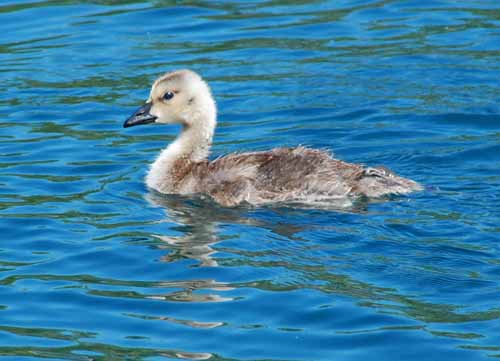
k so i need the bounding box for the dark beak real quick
[123,102,157,128]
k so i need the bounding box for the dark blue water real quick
[1,1,500,360]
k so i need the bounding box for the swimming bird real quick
[124,69,422,207]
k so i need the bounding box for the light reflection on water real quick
[1,0,500,360]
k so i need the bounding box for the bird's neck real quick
[146,108,216,192]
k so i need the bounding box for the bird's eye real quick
[163,91,174,101]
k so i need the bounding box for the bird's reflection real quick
[146,191,263,267]
[146,191,369,267]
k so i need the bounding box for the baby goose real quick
[124,69,422,207]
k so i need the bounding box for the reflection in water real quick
[127,312,223,329]
[147,192,223,267]
[147,191,264,268]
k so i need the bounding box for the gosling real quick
[124,69,422,207]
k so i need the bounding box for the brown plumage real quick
[124,70,422,207]
[150,147,420,207]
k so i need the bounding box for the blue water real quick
[1,1,500,360]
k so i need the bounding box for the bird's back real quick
[159,147,421,207]
[193,147,363,206]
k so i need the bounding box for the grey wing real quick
[254,147,363,198]
[201,153,268,205]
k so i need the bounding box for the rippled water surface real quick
[1,1,500,360]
